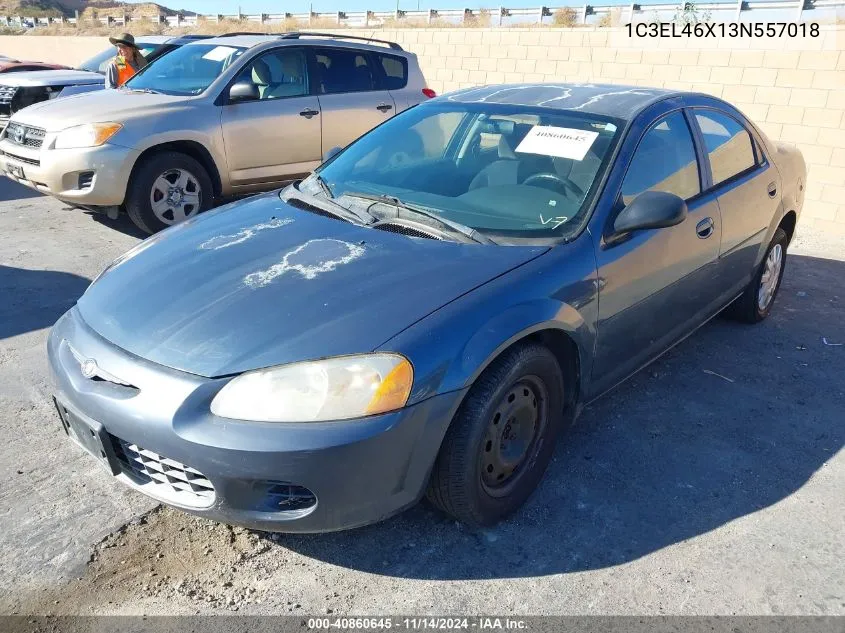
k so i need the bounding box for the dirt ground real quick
[0,177,843,617]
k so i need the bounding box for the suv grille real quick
[5,122,46,148]
[111,438,215,508]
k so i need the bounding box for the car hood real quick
[77,193,548,378]
[0,69,103,88]
[11,88,188,131]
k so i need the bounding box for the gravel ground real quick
[0,177,843,617]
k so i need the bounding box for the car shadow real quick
[83,211,149,240]
[0,175,43,202]
[0,265,91,339]
[270,253,844,579]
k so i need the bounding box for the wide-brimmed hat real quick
[109,33,137,48]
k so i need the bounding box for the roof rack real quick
[278,31,403,51]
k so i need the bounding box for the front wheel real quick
[125,151,213,234]
[426,343,566,527]
[724,227,789,323]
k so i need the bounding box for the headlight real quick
[210,354,413,423]
[54,122,123,149]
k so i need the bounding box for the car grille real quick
[5,122,46,148]
[111,438,216,508]
[4,151,40,166]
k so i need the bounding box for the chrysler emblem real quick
[80,359,98,379]
[13,127,24,144]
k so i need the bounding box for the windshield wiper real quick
[313,174,334,199]
[284,185,375,226]
[343,192,496,245]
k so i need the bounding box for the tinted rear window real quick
[377,54,408,90]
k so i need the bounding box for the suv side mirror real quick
[611,190,688,237]
[228,81,259,103]
[323,146,343,162]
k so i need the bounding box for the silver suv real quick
[0,32,433,233]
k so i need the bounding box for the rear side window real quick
[621,111,700,204]
[314,48,374,94]
[377,54,408,90]
[694,111,758,186]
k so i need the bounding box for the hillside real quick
[0,1,184,18]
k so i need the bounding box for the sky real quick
[134,0,632,14]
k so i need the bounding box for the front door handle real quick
[376,103,393,112]
[299,108,319,119]
[767,182,778,198]
[696,217,715,239]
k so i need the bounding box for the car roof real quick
[441,83,679,120]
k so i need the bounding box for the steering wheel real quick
[522,173,585,199]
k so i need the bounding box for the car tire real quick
[125,151,213,235]
[724,227,789,324]
[426,342,565,527]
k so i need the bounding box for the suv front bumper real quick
[0,139,139,206]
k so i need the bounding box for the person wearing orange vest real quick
[105,33,148,89]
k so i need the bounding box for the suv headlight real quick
[54,122,123,149]
[210,354,414,423]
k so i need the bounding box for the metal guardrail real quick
[1,0,842,29]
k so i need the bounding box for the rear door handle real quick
[767,182,778,198]
[299,108,319,119]
[696,217,715,239]
[376,103,393,112]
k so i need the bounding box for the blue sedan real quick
[48,83,806,532]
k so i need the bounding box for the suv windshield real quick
[125,43,246,96]
[78,43,162,74]
[301,103,621,243]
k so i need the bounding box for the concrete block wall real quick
[1,27,843,233]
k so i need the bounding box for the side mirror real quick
[611,190,688,237]
[323,146,343,162]
[228,81,259,103]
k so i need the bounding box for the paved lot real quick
[0,177,843,616]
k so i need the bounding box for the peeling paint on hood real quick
[77,193,549,377]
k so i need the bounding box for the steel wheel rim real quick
[480,376,549,498]
[757,243,783,311]
[150,168,202,225]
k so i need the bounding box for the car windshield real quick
[301,103,622,244]
[77,43,162,74]
[125,43,246,96]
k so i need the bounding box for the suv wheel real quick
[126,151,213,234]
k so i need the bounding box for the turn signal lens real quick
[366,357,414,415]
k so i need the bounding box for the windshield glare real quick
[302,103,621,243]
[78,44,161,74]
[125,44,245,96]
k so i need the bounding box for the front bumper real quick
[0,137,139,206]
[48,308,465,533]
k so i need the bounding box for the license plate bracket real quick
[7,164,25,180]
[54,398,120,475]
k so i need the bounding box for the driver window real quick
[621,112,700,205]
[235,48,308,100]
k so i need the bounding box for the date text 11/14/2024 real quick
[307,617,529,630]
[628,22,820,38]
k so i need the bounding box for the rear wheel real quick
[426,343,565,527]
[724,227,788,323]
[125,151,213,234]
